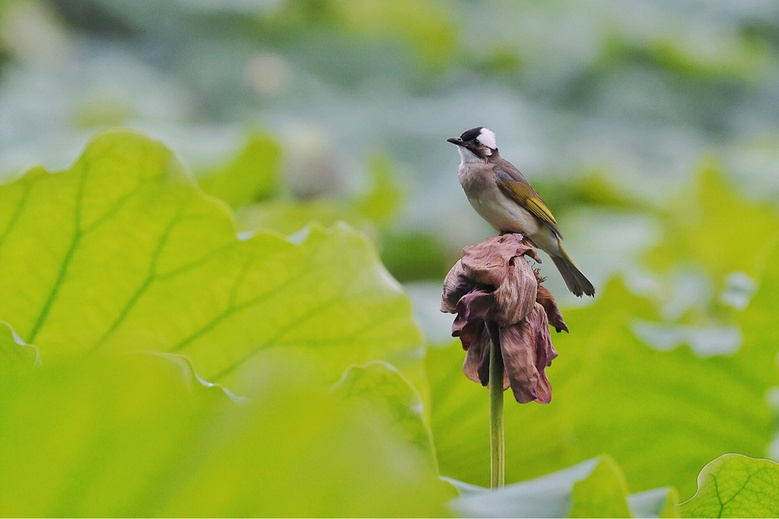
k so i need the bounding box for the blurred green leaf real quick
[448,456,635,518]
[327,0,458,67]
[0,353,223,517]
[234,197,377,238]
[427,272,777,497]
[628,487,680,518]
[574,171,650,209]
[333,360,438,467]
[678,454,779,518]
[569,455,633,518]
[73,97,131,128]
[646,36,770,82]
[196,131,282,209]
[0,352,452,516]
[650,161,779,281]
[643,162,779,351]
[0,130,424,394]
[353,153,403,227]
[380,230,450,282]
[232,151,402,237]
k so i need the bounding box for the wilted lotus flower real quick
[441,234,568,404]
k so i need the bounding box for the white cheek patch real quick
[478,128,497,150]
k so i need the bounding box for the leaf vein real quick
[27,166,87,342]
[0,180,33,253]
[91,196,192,350]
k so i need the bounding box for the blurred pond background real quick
[1,0,778,341]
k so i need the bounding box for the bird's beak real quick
[448,137,480,154]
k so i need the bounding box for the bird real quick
[447,126,595,297]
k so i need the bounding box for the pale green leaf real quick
[678,454,779,518]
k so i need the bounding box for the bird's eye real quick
[474,139,481,145]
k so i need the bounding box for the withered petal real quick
[533,307,558,370]
[530,305,557,403]
[456,290,498,323]
[494,255,538,326]
[453,318,486,352]
[498,324,540,403]
[499,304,557,404]
[462,322,491,385]
[441,261,470,313]
[536,285,569,333]
[459,234,538,288]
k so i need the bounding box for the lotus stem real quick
[487,322,505,488]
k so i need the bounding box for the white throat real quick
[457,146,484,164]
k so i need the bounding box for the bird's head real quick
[447,127,498,163]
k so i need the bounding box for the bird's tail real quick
[551,247,595,297]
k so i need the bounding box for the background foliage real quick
[0,1,778,517]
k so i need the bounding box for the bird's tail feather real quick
[551,248,595,297]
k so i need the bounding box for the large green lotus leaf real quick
[427,258,778,497]
[0,352,451,517]
[0,131,423,392]
[448,456,633,518]
[678,454,779,518]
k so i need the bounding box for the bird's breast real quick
[458,164,541,236]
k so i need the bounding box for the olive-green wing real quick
[494,166,563,238]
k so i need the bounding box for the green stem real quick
[487,323,505,488]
